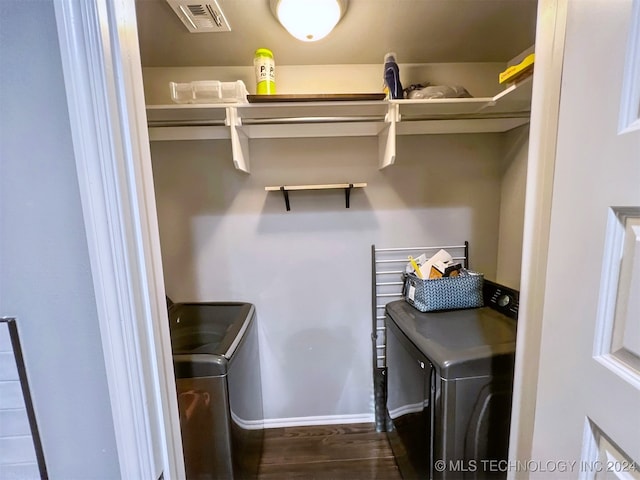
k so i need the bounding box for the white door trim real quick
[52,0,564,476]
[508,0,568,475]
[53,0,184,478]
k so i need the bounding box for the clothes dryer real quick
[385,280,518,479]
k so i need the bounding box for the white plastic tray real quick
[170,80,248,104]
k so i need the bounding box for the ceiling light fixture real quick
[270,0,348,42]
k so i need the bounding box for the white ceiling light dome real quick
[270,0,348,42]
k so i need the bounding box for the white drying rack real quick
[370,241,469,431]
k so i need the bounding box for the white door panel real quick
[620,0,640,133]
[581,418,640,480]
[595,208,640,388]
[530,0,640,477]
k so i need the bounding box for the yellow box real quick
[499,53,535,84]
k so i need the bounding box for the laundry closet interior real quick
[135,0,537,455]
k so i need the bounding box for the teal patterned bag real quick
[403,271,484,312]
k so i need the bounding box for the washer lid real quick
[386,300,516,379]
[168,302,255,377]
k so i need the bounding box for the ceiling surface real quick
[135,0,538,67]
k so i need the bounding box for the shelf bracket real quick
[226,106,250,173]
[280,186,291,211]
[345,183,354,208]
[379,103,399,169]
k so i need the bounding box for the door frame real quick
[507,0,567,473]
[52,0,565,477]
[53,0,184,478]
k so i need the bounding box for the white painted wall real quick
[0,1,120,476]
[497,125,529,289]
[150,132,508,422]
[142,63,506,103]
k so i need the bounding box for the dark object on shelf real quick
[247,93,386,103]
[383,53,403,99]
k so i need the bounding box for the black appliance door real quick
[386,315,434,480]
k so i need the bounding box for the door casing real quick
[52,1,564,478]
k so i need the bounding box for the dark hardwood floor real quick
[258,423,402,480]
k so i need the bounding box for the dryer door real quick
[386,316,434,479]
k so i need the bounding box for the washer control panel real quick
[483,280,519,320]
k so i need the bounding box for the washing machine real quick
[168,301,264,480]
[385,280,519,480]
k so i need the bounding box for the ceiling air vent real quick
[167,0,231,33]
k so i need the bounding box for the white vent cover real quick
[167,0,231,33]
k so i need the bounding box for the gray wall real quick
[0,1,120,477]
[151,132,507,422]
[497,125,529,289]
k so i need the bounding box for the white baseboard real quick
[263,413,375,429]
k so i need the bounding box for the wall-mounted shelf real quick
[146,75,533,173]
[265,183,367,211]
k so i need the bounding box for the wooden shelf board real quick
[265,183,367,192]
